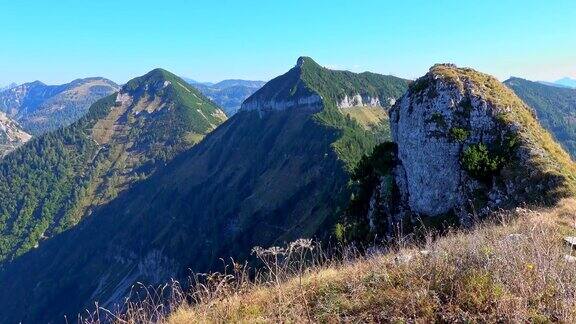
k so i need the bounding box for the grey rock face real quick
[241,94,324,113]
[391,80,463,216]
[337,94,397,109]
[389,71,510,218]
[338,94,380,108]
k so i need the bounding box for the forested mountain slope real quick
[0,57,409,323]
[0,69,225,263]
[505,77,576,158]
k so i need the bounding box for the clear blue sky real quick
[1,0,574,85]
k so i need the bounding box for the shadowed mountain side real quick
[0,57,410,322]
[0,110,350,322]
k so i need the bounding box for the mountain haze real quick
[189,79,266,115]
[555,77,576,89]
[0,57,409,322]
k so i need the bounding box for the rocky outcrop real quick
[354,64,576,238]
[338,94,381,108]
[390,67,475,217]
[0,112,31,157]
[241,94,323,113]
[337,94,396,109]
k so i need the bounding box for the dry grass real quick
[340,106,388,131]
[84,199,576,323]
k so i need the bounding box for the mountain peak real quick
[242,57,409,114]
[146,67,173,79]
[0,67,226,269]
[28,80,46,87]
[117,68,226,133]
[296,56,318,68]
[136,68,177,84]
[122,68,198,98]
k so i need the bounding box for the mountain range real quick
[0,78,119,135]
[0,83,17,92]
[538,77,576,89]
[185,78,266,115]
[0,69,226,267]
[554,77,576,88]
[0,58,574,323]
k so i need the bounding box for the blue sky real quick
[0,0,574,85]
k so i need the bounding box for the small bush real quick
[461,143,504,180]
[450,127,470,142]
[409,77,430,94]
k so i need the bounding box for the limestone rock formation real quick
[389,64,576,223]
[348,64,576,241]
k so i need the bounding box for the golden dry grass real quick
[340,106,388,131]
[69,199,572,323]
[161,199,576,323]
